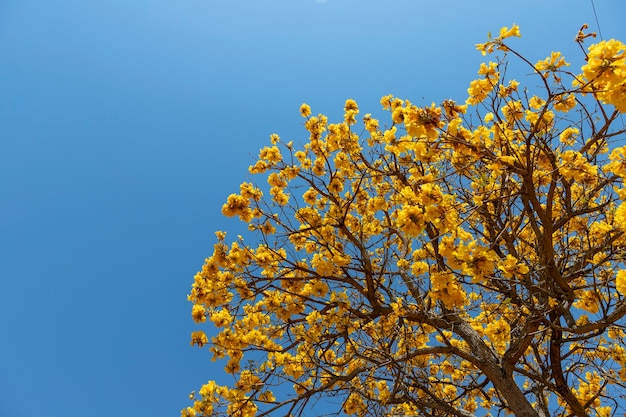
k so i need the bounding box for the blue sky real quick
[1,1,625,416]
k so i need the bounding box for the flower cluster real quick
[185,25,626,417]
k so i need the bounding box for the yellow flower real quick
[498,254,528,278]
[380,94,393,110]
[221,194,253,221]
[363,113,379,133]
[344,393,365,415]
[299,103,311,118]
[430,271,468,308]
[270,186,290,205]
[498,80,519,97]
[582,39,626,83]
[616,270,626,296]
[475,42,493,56]
[191,304,206,323]
[248,159,269,174]
[411,261,428,276]
[259,145,282,165]
[498,24,521,40]
[181,406,197,417]
[190,331,208,347]
[210,309,233,327]
[559,127,579,146]
[467,78,495,105]
[475,25,520,56]
[580,39,626,111]
[501,100,523,122]
[258,390,276,403]
[535,51,569,72]
[344,98,358,112]
[604,146,626,177]
[478,61,498,76]
[529,96,545,110]
[553,93,576,112]
[484,319,510,345]
[396,205,425,237]
[199,381,217,397]
[236,369,262,392]
[344,99,359,125]
[239,182,263,201]
[391,107,404,124]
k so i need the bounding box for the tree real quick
[183,25,626,417]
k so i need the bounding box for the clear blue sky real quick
[1,1,625,416]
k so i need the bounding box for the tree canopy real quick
[183,25,626,417]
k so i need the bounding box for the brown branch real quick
[549,312,589,417]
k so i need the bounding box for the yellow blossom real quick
[192,304,206,323]
[190,331,208,347]
[300,103,311,118]
[498,24,521,40]
[617,270,626,296]
[559,127,579,146]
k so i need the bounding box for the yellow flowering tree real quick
[184,25,626,417]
